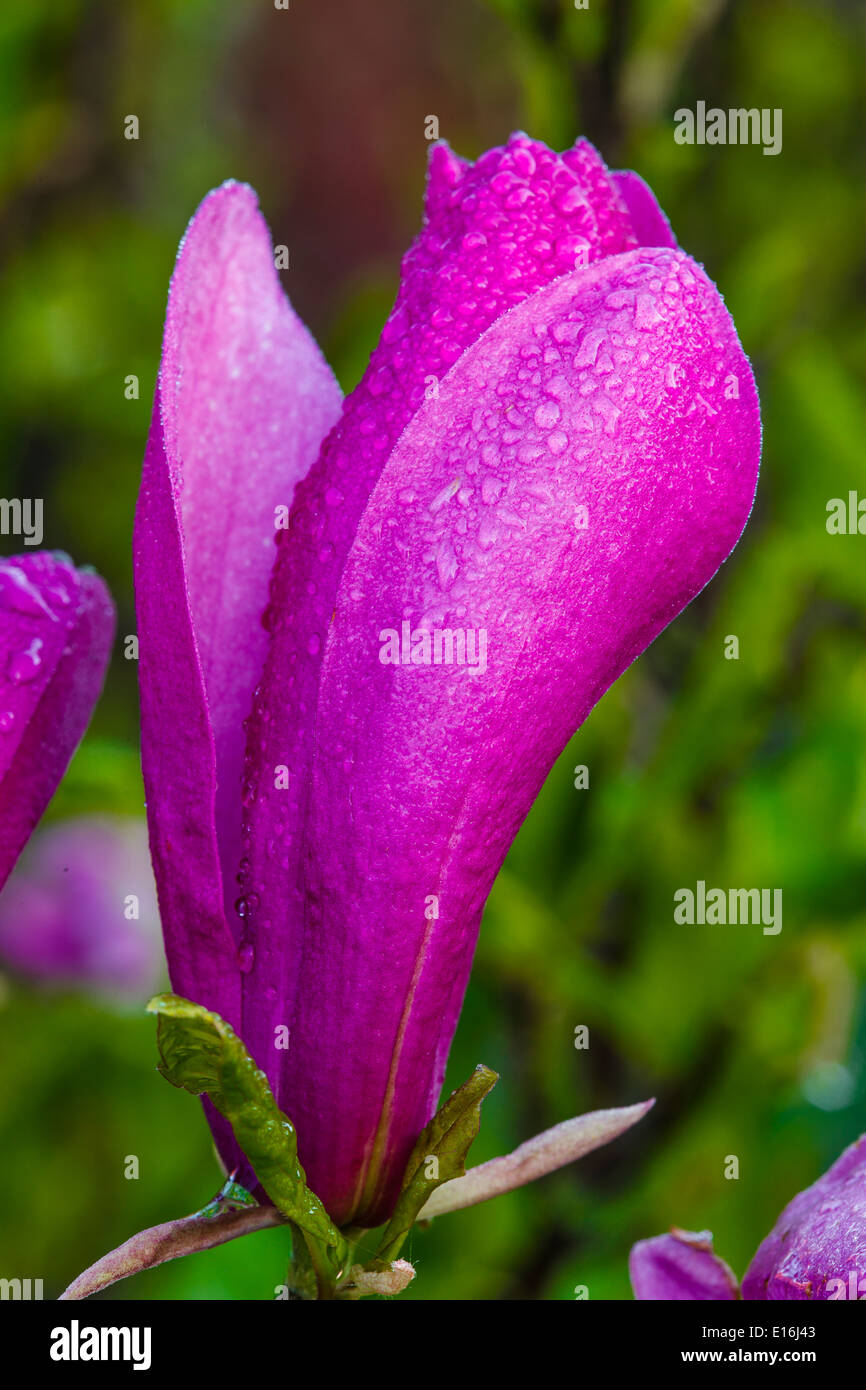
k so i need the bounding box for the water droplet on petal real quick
[534,401,561,429]
[8,638,44,684]
[547,431,569,456]
[635,293,664,330]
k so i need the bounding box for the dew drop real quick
[547,431,569,456]
[554,186,588,215]
[481,476,504,505]
[429,478,460,513]
[534,400,561,430]
[635,294,664,330]
[7,638,44,684]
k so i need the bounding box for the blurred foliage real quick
[0,0,864,1301]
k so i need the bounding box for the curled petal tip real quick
[630,1229,740,1301]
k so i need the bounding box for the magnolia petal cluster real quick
[136,135,761,1225]
[631,1133,866,1301]
[0,553,114,891]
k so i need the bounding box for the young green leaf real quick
[371,1063,498,1266]
[147,993,346,1276]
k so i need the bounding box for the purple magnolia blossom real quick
[0,816,161,999]
[0,553,114,891]
[631,1133,866,1301]
[135,134,760,1225]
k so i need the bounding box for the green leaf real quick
[371,1063,498,1266]
[147,993,347,1285]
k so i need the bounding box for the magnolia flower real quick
[0,553,114,890]
[0,816,161,999]
[135,134,760,1225]
[630,1133,866,1301]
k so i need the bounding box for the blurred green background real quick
[0,0,864,1300]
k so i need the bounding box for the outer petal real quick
[613,171,678,249]
[288,246,760,1224]
[742,1134,866,1300]
[0,553,114,889]
[238,135,640,1106]
[135,183,341,1187]
[134,180,342,1035]
[630,1231,740,1300]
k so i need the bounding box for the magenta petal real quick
[135,183,340,1190]
[613,171,678,249]
[630,1231,740,1300]
[282,246,760,1224]
[134,181,341,1040]
[742,1135,866,1300]
[0,553,114,891]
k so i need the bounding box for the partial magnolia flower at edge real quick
[630,1133,866,1301]
[742,1132,866,1300]
[0,553,114,890]
[0,816,161,1000]
[238,134,761,1224]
